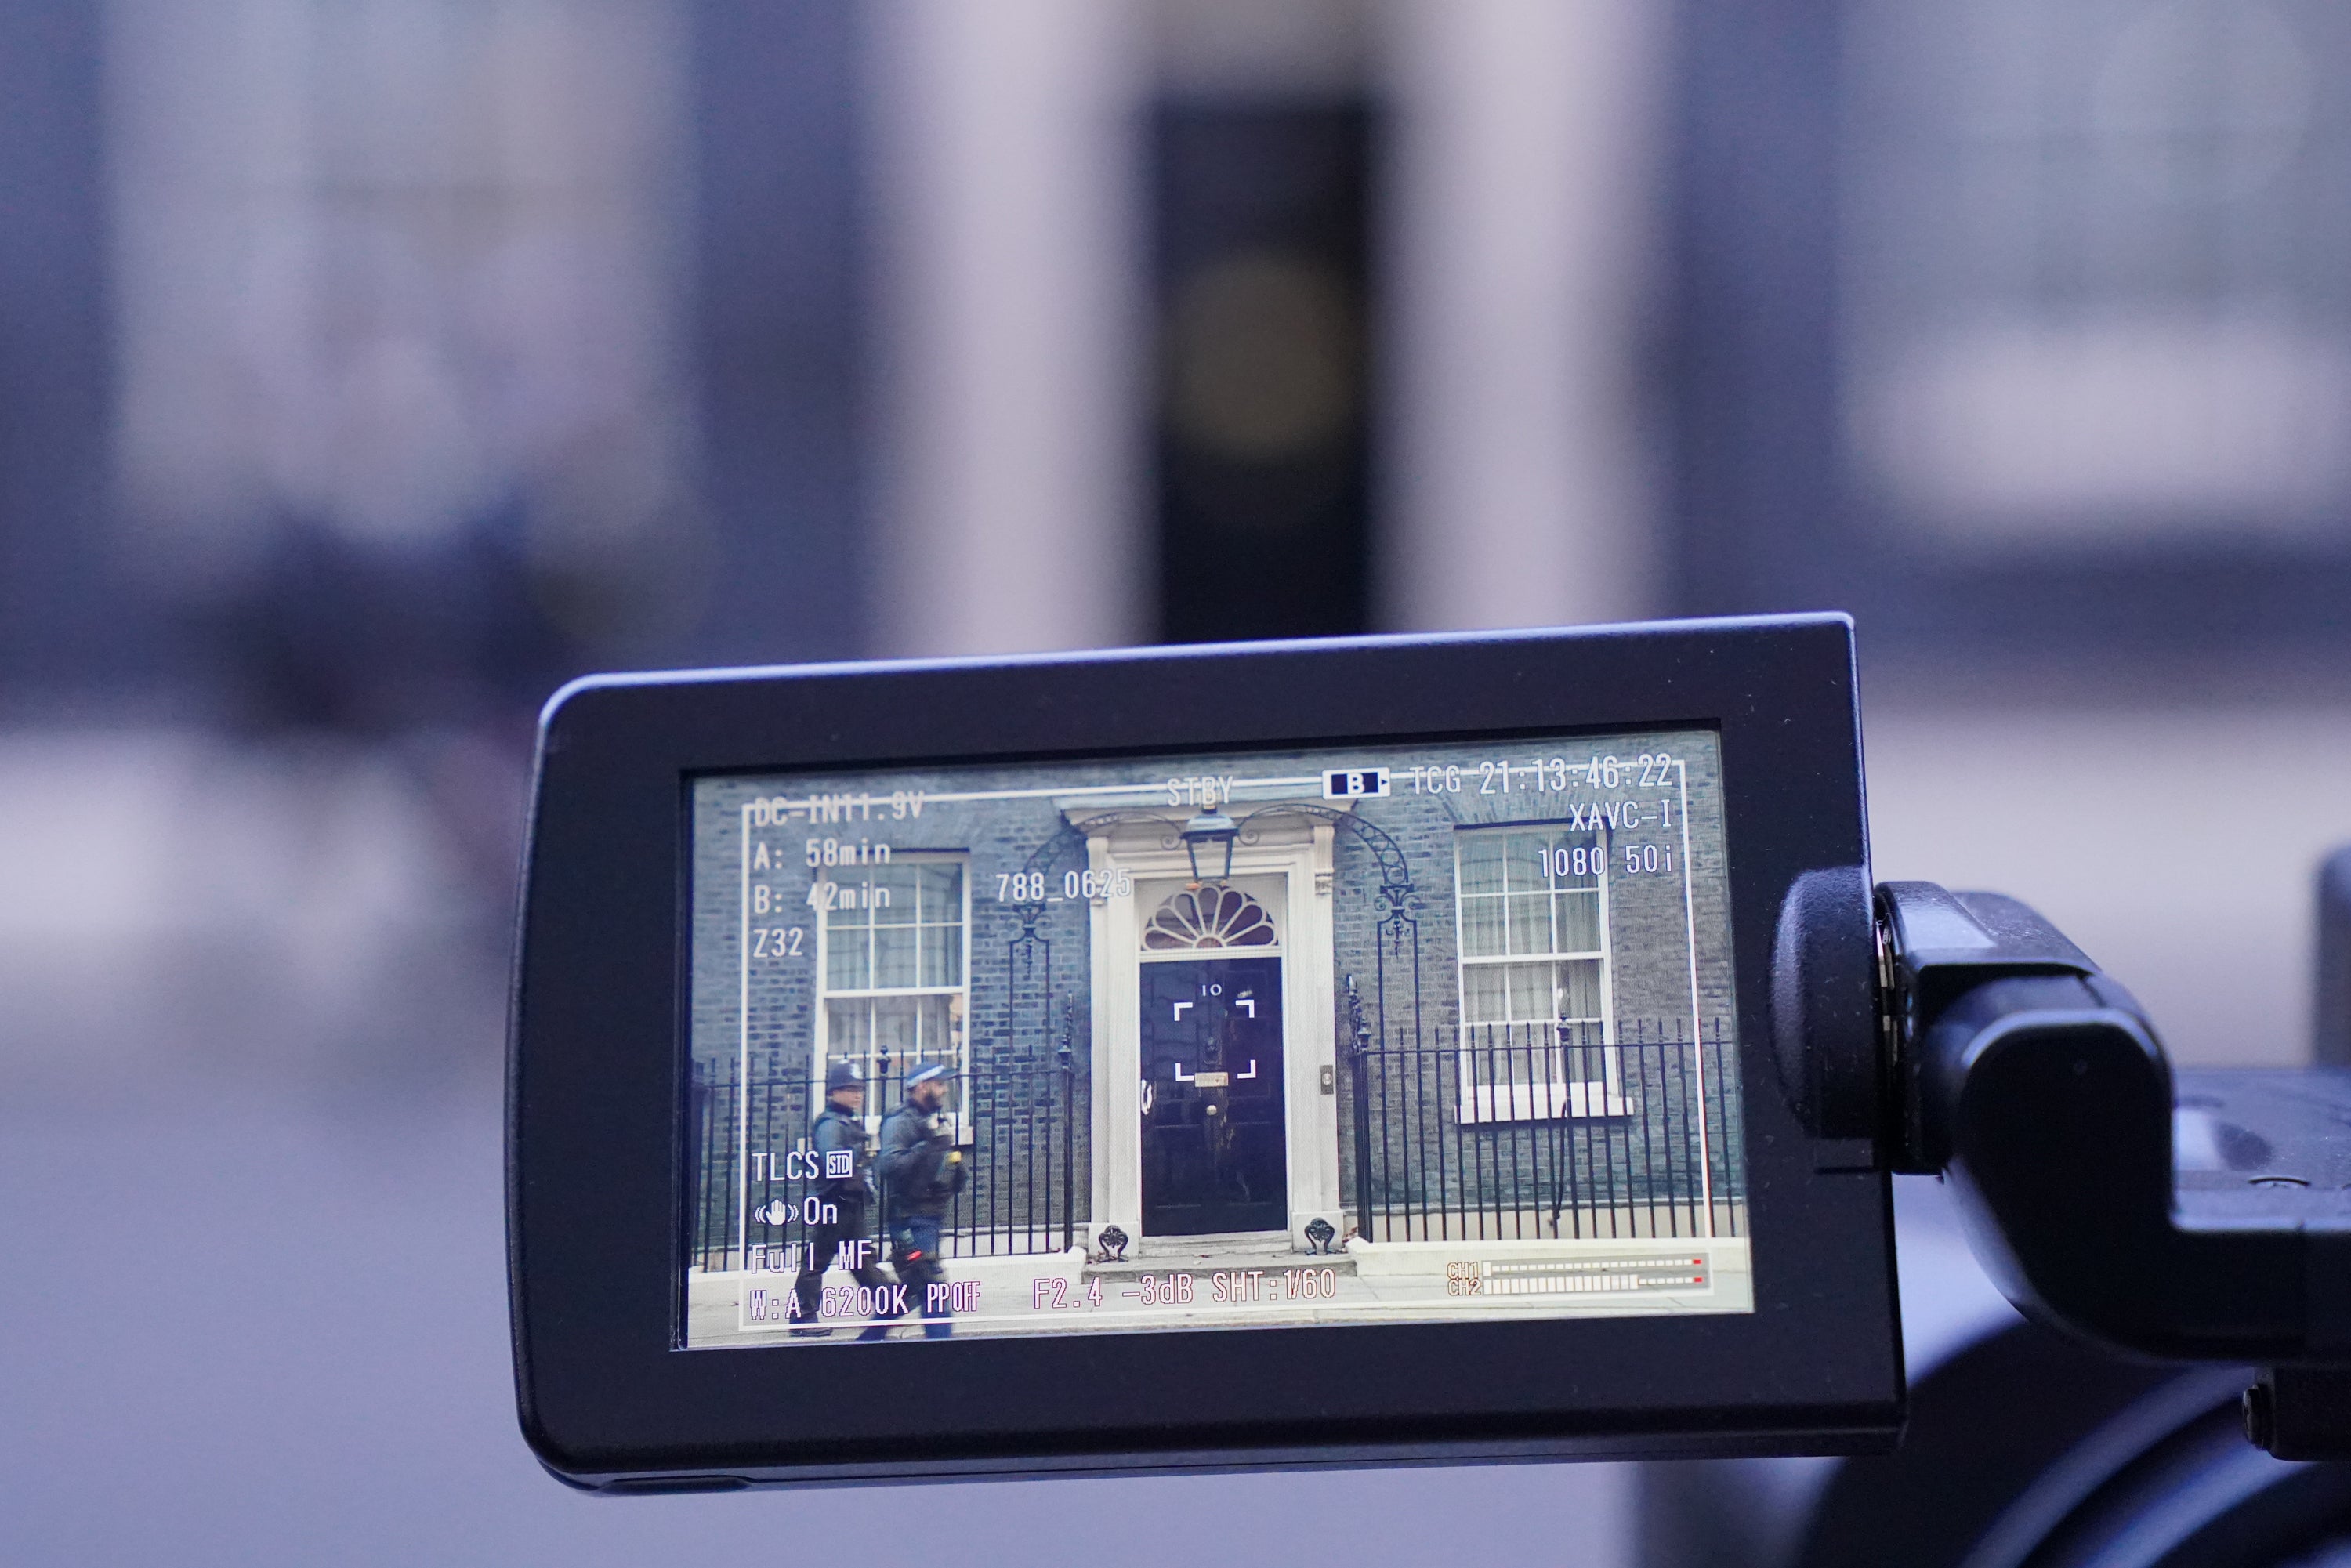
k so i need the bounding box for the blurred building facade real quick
[0,0,2344,1087]
[11,2,2351,704]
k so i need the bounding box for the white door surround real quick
[1066,795,1347,1252]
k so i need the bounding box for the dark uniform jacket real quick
[810,1104,874,1209]
[876,1103,965,1222]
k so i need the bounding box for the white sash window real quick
[1453,827,1622,1122]
[816,857,969,1131]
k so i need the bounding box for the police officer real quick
[876,1060,967,1338]
[790,1061,902,1339]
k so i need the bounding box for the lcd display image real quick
[685,731,1748,1348]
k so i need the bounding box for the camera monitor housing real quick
[509,614,1897,1487]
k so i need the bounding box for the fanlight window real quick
[1142,885,1277,951]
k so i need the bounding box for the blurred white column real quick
[1378,0,1668,632]
[868,0,1150,657]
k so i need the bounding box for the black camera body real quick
[506,614,2351,1490]
[509,614,1907,1487]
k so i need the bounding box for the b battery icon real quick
[1322,768,1391,800]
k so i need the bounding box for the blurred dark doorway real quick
[1151,103,1375,643]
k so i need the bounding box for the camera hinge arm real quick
[1878,882,2351,1458]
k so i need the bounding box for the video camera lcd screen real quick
[685,729,1748,1349]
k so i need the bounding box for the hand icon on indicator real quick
[754,1200,792,1226]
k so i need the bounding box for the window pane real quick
[1505,961,1555,1022]
[824,893,872,993]
[1462,965,1508,1023]
[1457,835,1504,894]
[1502,834,1549,893]
[877,997,922,1071]
[1559,958,1603,1020]
[920,923,961,987]
[869,865,919,925]
[1459,896,1505,958]
[920,862,963,921]
[825,999,870,1066]
[940,992,965,1066]
[827,929,868,990]
[1505,893,1552,955]
[1554,889,1600,952]
[873,923,919,989]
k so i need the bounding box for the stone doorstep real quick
[1086,1229,1358,1279]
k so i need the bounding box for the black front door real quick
[1140,957,1286,1235]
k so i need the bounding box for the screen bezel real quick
[510,615,1900,1484]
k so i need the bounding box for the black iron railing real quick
[690,1045,1085,1273]
[1345,1016,1744,1244]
